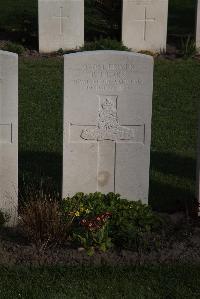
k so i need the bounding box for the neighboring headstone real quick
[196,0,200,51]
[38,0,84,53]
[63,51,153,203]
[0,51,18,226]
[122,0,169,52]
[197,106,200,216]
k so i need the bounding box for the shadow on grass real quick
[151,151,196,180]
[19,150,197,214]
[150,150,197,213]
[19,151,62,200]
[149,179,196,213]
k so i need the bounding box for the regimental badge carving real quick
[81,97,135,141]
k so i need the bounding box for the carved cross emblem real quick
[53,6,69,35]
[69,95,144,192]
[134,7,156,41]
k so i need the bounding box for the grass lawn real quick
[19,57,200,212]
[150,58,200,212]
[19,57,63,194]
[0,265,200,298]
[1,0,200,295]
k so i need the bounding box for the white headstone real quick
[38,0,84,53]
[63,51,153,203]
[122,0,169,52]
[0,51,18,226]
[196,0,200,50]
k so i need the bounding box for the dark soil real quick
[1,213,200,267]
[0,38,197,61]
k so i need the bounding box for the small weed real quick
[20,184,70,248]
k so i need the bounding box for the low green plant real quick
[109,199,161,251]
[62,193,113,255]
[2,42,25,55]
[73,212,112,256]
[62,193,161,254]
[62,192,113,219]
[80,38,130,52]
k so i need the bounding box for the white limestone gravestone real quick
[122,0,169,52]
[63,51,153,203]
[38,0,84,53]
[196,0,200,51]
[0,51,18,226]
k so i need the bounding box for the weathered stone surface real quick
[196,0,200,51]
[63,51,153,203]
[122,0,169,52]
[38,0,84,53]
[0,51,18,226]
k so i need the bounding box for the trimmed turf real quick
[0,265,200,298]
[19,57,63,192]
[150,58,200,212]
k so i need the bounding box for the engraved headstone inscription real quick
[63,51,153,203]
[196,0,200,51]
[0,51,18,226]
[122,0,169,52]
[38,0,84,53]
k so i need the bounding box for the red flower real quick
[80,212,112,232]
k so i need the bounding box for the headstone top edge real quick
[0,50,18,58]
[64,50,154,62]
